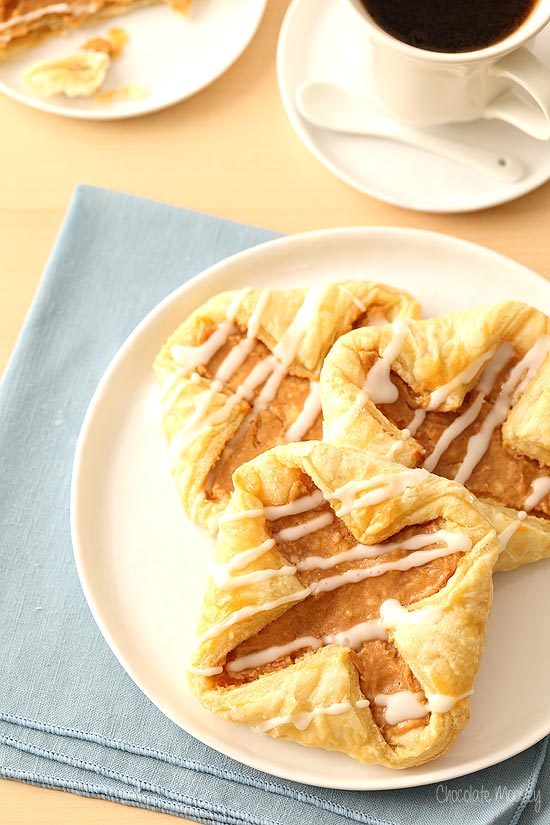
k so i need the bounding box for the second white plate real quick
[277,0,550,213]
[0,0,266,119]
[72,227,550,790]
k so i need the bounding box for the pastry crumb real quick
[82,27,129,59]
[95,85,149,103]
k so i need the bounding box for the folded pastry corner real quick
[320,300,550,572]
[187,441,498,768]
[153,282,420,535]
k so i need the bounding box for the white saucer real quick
[277,0,550,213]
[0,0,266,120]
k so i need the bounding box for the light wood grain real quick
[0,779,189,823]
[0,0,548,821]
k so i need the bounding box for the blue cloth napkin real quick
[0,185,547,825]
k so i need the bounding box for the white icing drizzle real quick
[338,285,367,313]
[246,289,271,339]
[375,691,427,725]
[214,290,271,383]
[254,689,467,734]
[423,393,485,473]
[264,491,325,520]
[195,488,466,728]
[228,636,325,673]
[331,469,429,516]
[226,597,444,673]
[423,344,514,473]
[184,287,324,458]
[215,493,329,572]
[225,539,277,572]
[497,473,550,555]
[379,597,443,626]
[187,664,223,677]
[498,522,520,552]
[214,338,254,384]
[171,322,237,374]
[284,381,321,442]
[455,336,550,485]
[210,562,296,591]
[386,436,407,460]
[273,286,325,367]
[523,477,550,512]
[306,540,469,596]
[167,379,242,466]
[405,409,426,438]
[234,356,277,401]
[325,315,406,440]
[157,366,194,411]
[226,287,254,323]
[299,529,463,571]
[218,493,327,527]
[425,690,472,713]
[194,529,468,650]
[190,588,311,653]
[426,347,498,412]
[274,511,334,543]
[497,510,527,553]
[364,320,409,404]
[218,508,265,525]
[213,529,461,591]
[323,398,362,443]
[254,701,364,733]
[238,287,325,425]
[323,621,386,648]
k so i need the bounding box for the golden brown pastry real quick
[320,301,550,572]
[153,282,420,534]
[23,49,111,97]
[188,441,498,768]
[0,0,192,62]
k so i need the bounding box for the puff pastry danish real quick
[320,301,550,572]
[187,441,498,768]
[154,282,420,534]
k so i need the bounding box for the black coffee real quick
[360,0,538,52]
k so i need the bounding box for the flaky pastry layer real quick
[154,282,420,534]
[188,441,498,768]
[320,300,550,572]
[0,0,191,61]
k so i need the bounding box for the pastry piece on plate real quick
[320,301,550,572]
[187,441,498,768]
[22,27,129,97]
[23,48,110,96]
[0,0,192,62]
[153,282,420,535]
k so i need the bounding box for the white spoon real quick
[296,81,524,183]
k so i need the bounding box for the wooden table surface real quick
[0,0,549,822]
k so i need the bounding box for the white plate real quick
[277,0,550,213]
[72,227,550,790]
[0,0,266,119]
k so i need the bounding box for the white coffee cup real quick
[344,0,550,139]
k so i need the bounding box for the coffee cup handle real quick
[484,47,550,140]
